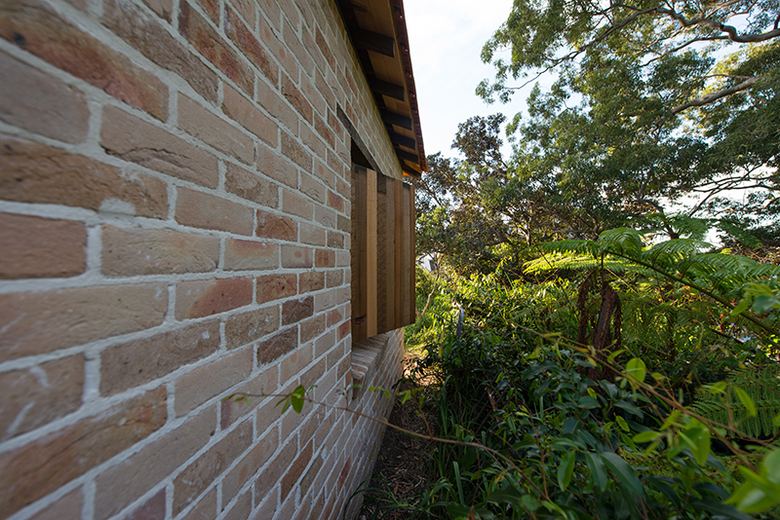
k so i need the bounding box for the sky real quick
[404,0,527,160]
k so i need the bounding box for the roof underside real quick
[337,0,426,177]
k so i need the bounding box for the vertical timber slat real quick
[351,165,368,342]
[366,169,378,338]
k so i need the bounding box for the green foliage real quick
[693,366,780,439]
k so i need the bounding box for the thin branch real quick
[671,76,759,113]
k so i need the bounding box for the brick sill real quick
[351,331,395,400]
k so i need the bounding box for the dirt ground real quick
[355,357,438,520]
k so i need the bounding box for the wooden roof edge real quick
[391,0,427,173]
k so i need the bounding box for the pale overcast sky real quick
[405,1,527,159]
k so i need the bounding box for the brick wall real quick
[0,0,407,518]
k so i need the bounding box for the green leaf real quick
[585,452,607,492]
[633,430,662,443]
[557,451,576,491]
[732,298,752,317]
[625,358,646,389]
[734,387,757,417]
[762,449,780,485]
[601,452,645,499]
[679,426,711,465]
[616,416,630,432]
[487,486,523,506]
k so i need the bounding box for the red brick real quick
[222,427,278,503]
[299,271,325,293]
[256,77,298,135]
[299,454,324,499]
[173,420,253,514]
[326,308,342,328]
[0,387,167,518]
[225,162,278,207]
[282,296,313,325]
[0,283,166,362]
[281,245,313,268]
[0,50,88,143]
[94,407,216,520]
[178,94,253,163]
[223,491,252,520]
[179,488,216,520]
[0,0,167,120]
[253,436,298,499]
[193,0,220,23]
[224,306,280,348]
[179,0,253,95]
[299,222,326,246]
[256,326,297,365]
[102,225,219,276]
[256,0,281,31]
[1,138,168,217]
[100,320,220,396]
[314,205,337,229]
[173,348,253,415]
[337,319,351,341]
[224,6,277,84]
[315,248,335,268]
[103,0,218,102]
[223,85,278,148]
[280,441,312,500]
[101,106,218,188]
[32,488,83,520]
[281,73,312,123]
[281,19,313,75]
[0,213,86,279]
[220,367,278,429]
[256,209,297,241]
[225,238,278,271]
[327,190,344,212]
[176,187,253,235]
[314,26,334,71]
[300,313,326,343]
[326,269,344,288]
[282,188,313,219]
[301,173,327,204]
[228,0,256,26]
[328,231,344,249]
[314,329,336,358]
[256,273,296,304]
[176,277,253,320]
[281,131,312,170]
[0,355,84,441]
[280,344,313,383]
[299,124,327,161]
[125,489,166,520]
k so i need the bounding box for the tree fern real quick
[692,365,780,439]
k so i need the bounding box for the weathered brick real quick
[178,94,253,164]
[257,273,296,304]
[225,162,278,206]
[176,187,253,235]
[279,345,313,383]
[299,222,326,246]
[314,329,336,358]
[281,131,312,170]
[327,230,345,248]
[193,0,220,23]
[224,306,280,348]
[228,0,255,27]
[282,188,314,219]
[125,489,166,520]
[325,269,343,288]
[32,488,83,520]
[326,308,342,329]
[280,441,312,500]
[282,296,313,325]
[256,77,298,134]
[300,454,324,499]
[222,427,278,503]
[314,204,337,229]
[0,283,166,362]
[0,355,84,441]
[257,209,297,241]
[314,114,335,151]
[103,0,218,102]
[101,106,218,188]
[100,320,220,396]
[220,367,277,429]
[315,248,335,268]
[327,189,344,212]
[0,387,167,518]
[94,407,216,520]
[314,25,334,71]
[223,85,278,148]
[281,73,312,123]
[2,138,168,217]
[224,238,278,271]
[179,0,253,95]
[281,18,313,75]
[180,488,216,520]
[0,50,88,143]
[301,172,327,204]
[281,245,313,268]
[222,490,252,520]
[256,326,297,365]
[174,348,253,415]
[0,0,167,120]
[300,313,326,343]
[224,6,277,84]
[176,277,253,320]
[173,420,252,514]
[253,435,298,499]
[102,225,219,276]
[299,271,325,293]
[337,319,350,341]
[0,213,86,279]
